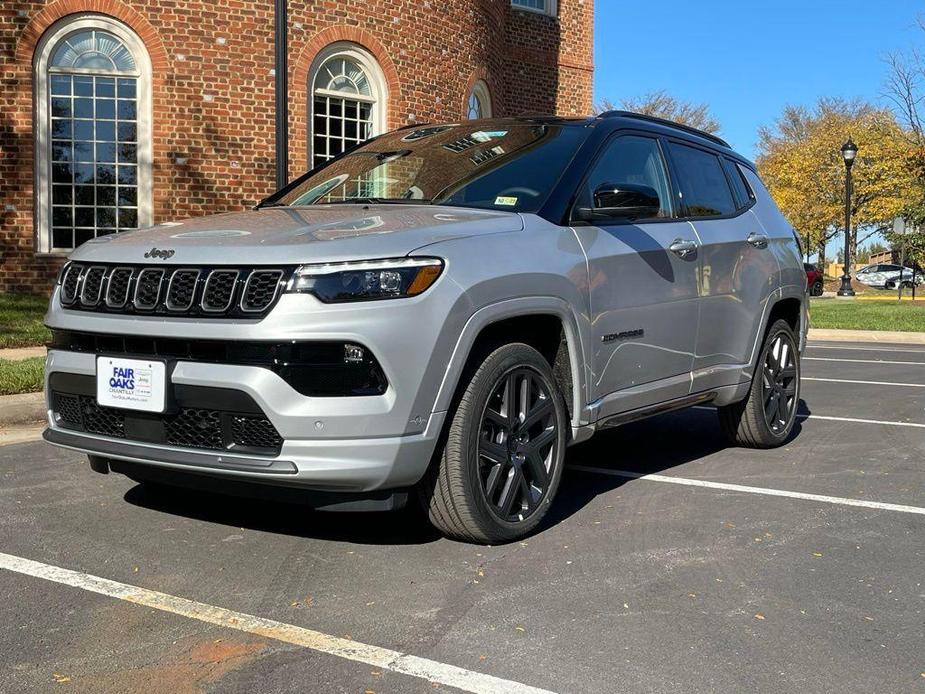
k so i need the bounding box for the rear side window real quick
[723,158,755,210]
[668,143,736,217]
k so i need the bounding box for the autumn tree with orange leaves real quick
[756,98,914,267]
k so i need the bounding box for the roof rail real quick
[597,110,730,148]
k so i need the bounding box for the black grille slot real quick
[134,268,165,310]
[61,265,83,304]
[80,397,126,438]
[166,269,200,311]
[165,408,224,450]
[232,415,284,451]
[80,266,106,306]
[241,270,283,312]
[106,267,133,308]
[202,270,239,312]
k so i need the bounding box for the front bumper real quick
[44,336,446,493]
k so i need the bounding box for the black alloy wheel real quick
[477,367,558,522]
[760,331,798,435]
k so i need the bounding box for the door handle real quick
[747,232,770,249]
[669,238,697,259]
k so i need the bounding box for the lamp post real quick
[837,138,858,297]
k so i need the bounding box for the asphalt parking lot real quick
[2,340,924,693]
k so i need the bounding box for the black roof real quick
[596,110,730,148]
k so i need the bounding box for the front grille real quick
[80,266,106,306]
[241,270,283,312]
[61,265,83,304]
[166,269,199,311]
[106,267,133,308]
[134,268,164,310]
[80,397,126,438]
[51,388,283,456]
[232,415,284,450]
[52,392,82,427]
[166,408,224,450]
[202,270,239,312]
[57,263,292,318]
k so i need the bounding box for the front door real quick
[570,134,700,416]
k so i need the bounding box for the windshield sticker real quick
[494,196,518,207]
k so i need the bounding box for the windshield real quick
[271,123,584,212]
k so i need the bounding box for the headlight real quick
[286,257,444,303]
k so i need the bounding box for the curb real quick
[808,328,925,345]
[0,346,46,362]
[0,391,46,427]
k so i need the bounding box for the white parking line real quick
[0,552,555,694]
[691,405,925,429]
[571,466,925,516]
[807,344,925,355]
[802,377,925,388]
[801,414,925,428]
[803,357,925,366]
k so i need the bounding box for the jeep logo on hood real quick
[144,247,176,260]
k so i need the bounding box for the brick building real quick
[0,0,594,292]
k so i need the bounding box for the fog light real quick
[344,344,365,363]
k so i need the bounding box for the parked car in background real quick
[804,263,824,296]
[855,263,921,289]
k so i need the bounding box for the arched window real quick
[34,16,152,252]
[467,80,492,120]
[310,43,387,169]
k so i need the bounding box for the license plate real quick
[96,357,167,413]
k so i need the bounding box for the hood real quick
[69,205,524,265]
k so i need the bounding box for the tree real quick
[595,91,721,134]
[756,98,914,265]
[884,37,925,270]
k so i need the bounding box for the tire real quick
[718,319,800,448]
[419,343,568,544]
[811,280,823,296]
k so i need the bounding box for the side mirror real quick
[574,182,661,222]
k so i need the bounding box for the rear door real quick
[569,133,700,414]
[664,143,778,381]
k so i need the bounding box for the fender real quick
[431,296,589,433]
[746,283,808,374]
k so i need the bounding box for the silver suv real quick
[44,113,807,543]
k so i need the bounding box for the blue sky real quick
[593,0,924,161]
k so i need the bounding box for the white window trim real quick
[511,0,558,17]
[33,13,153,255]
[308,42,388,168]
[468,80,493,119]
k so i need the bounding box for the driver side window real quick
[583,135,673,219]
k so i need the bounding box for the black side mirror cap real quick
[573,182,662,223]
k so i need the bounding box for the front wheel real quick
[419,343,568,543]
[718,319,800,448]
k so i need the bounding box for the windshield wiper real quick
[319,197,432,205]
[256,201,288,208]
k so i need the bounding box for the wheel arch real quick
[748,288,807,372]
[431,297,588,433]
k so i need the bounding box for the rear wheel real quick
[420,343,567,543]
[811,279,823,296]
[719,319,800,448]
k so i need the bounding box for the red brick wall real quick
[0,0,593,293]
